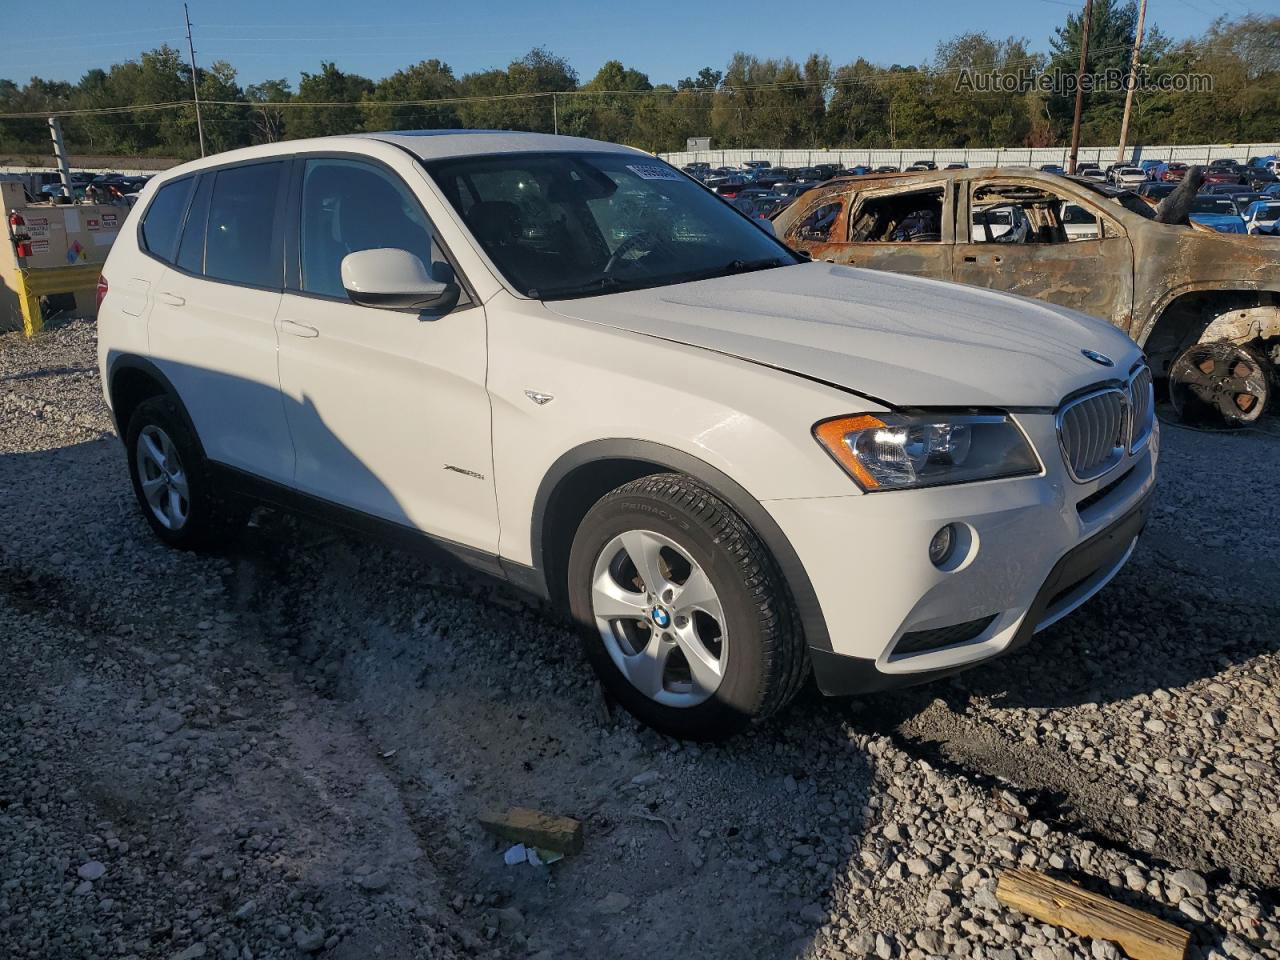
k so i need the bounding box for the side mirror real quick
[340,248,459,311]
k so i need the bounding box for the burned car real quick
[774,167,1280,424]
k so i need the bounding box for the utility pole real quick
[47,117,73,201]
[1116,0,1147,165]
[184,2,206,157]
[1067,0,1093,174]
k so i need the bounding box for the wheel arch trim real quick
[528,438,832,652]
[105,353,207,460]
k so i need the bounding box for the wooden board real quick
[478,806,584,855]
[996,868,1190,960]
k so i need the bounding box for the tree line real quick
[1,6,1276,161]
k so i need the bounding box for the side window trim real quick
[283,150,477,310]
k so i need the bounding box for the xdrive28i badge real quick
[1081,349,1115,367]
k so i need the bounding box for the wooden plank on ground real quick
[997,868,1190,960]
[478,806,583,855]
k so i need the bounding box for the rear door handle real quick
[157,291,185,306]
[963,256,977,262]
[281,319,319,339]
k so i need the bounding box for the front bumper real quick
[806,492,1149,695]
[764,412,1157,696]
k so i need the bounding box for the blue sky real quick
[2,0,1270,89]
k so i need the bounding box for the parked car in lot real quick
[1201,182,1253,197]
[1188,196,1247,234]
[1241,199,1280,235]
[772,181,818,200]
[1200,165,1245,187]
[1154,162,1188,181]
[97,132,1157,740]
[1109,166,1147,188]
[1136,182,1177,201]
[775,165,1280,424]
[1138,159,1164,177]
[1229,192,1265,215]
[1038,164,1065,175]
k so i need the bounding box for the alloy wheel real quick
[590,529,728,707]
[136,424,190,530]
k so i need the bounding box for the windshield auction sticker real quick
[627,164,683,181]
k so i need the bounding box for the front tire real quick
[567,474,806,740]
[1169,341,1270,426]
[125,395,246,551]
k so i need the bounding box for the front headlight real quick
[813,413,1040,491]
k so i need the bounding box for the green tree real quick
[289,62,373,139]
[366,59,459,132]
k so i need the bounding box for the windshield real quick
[426,151,797,300]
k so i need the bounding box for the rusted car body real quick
[774,167,1280,420]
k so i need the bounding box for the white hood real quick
[546,262,1142,407]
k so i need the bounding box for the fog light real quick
[929,525,956,567]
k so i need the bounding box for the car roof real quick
[147,130,650,181]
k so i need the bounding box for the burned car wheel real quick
[1169,341,1270,426]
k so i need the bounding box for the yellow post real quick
[15,269,43,337]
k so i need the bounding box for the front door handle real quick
[157,291,185,306]
[281,319,319,339]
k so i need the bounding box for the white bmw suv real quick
[98,132,1157,740]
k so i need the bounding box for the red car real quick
[1201,166,1244,186]
[1159,162,1189,181]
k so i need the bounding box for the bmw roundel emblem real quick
[1081,348,1114,367]
[651,607,672,629]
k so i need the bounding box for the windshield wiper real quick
[536,257,793,301]
[724,256,789,275]
[684,256,791,283]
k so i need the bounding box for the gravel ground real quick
[1,317,1278,960]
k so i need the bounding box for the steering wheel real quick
[604,231,659,274]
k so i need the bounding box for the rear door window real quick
[140,178,194,262]
[204,162,285,288]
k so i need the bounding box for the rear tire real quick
[125,395,247,552]
[567,473,806,741]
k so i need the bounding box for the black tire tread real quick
[592,472,808,722]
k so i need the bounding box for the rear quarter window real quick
[140,178,194,262]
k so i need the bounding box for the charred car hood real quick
[545,261,1142,408]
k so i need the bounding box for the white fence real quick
[659,142,1280,169]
